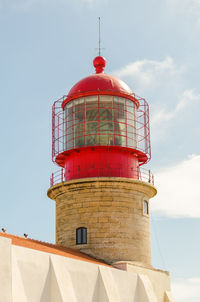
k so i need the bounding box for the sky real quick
[0,0,200,301]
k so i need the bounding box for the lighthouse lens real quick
[65,95,137,150]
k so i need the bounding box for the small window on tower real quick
[143,200,149,215]
[76,227,87,245]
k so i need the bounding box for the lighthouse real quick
[0,53,176,302]
[47,55,157,266]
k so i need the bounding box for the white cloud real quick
[151,89,200,126]
[114,57,199,144]
[172,278,200,302]
[151,155,200,218]
[115,56,199,136]
[176,89,200,110]
[150,89,200,143]
[113,56,184,92]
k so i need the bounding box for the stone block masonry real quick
[47,177,157,265]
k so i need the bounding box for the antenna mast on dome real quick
[98,17,106,56]
[99,17,101,56]
[96,17,104,56]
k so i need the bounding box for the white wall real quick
[0,237,175,302]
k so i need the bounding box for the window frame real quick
[76,227,87,245]
[143,200,149,216]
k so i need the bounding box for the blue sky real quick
[0,0,200,300]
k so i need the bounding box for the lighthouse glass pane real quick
[67,139,73,149]
[85,96,98,108]
[75,123,84,134]
[74,110,84,123]
[86,135,98,146]
[67,101,73,114]
[127,125,134,136]
[100,122,113,133]
[74,122,84,148]
[114,108,125,121]
[127,100,134,113]
[64,96,137,151]
[85,122,98,134]
[127,111,134,121]
[74,100,84,112]
[118,123,126,133]
[114,96,124,106]
[127,138,134,148]
[99,95,113,108]
[113,109,120,121]
[86,109,98,121]
[100,108,113,120]
[75,137,84,148]
[114,135,126,146]
[100,135,109,145]
[100,134,114,146]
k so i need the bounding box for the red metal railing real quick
[52,94,151,164]
[50,167,154,187]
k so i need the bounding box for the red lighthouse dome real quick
[51,56,151,182]
[62,56,138,108]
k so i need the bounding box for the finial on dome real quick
[93,56,106,73]
[93,17,106,73]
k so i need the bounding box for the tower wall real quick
[47,177,157,265]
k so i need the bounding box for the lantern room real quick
[51,56,152,183]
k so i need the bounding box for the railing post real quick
[138,166,141,181]
[61,168,64,183]
[51,173,54,187]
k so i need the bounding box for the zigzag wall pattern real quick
[0,236,175,302]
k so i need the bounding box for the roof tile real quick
[0,232,109,267]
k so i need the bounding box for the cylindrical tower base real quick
[47,177,157,265]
